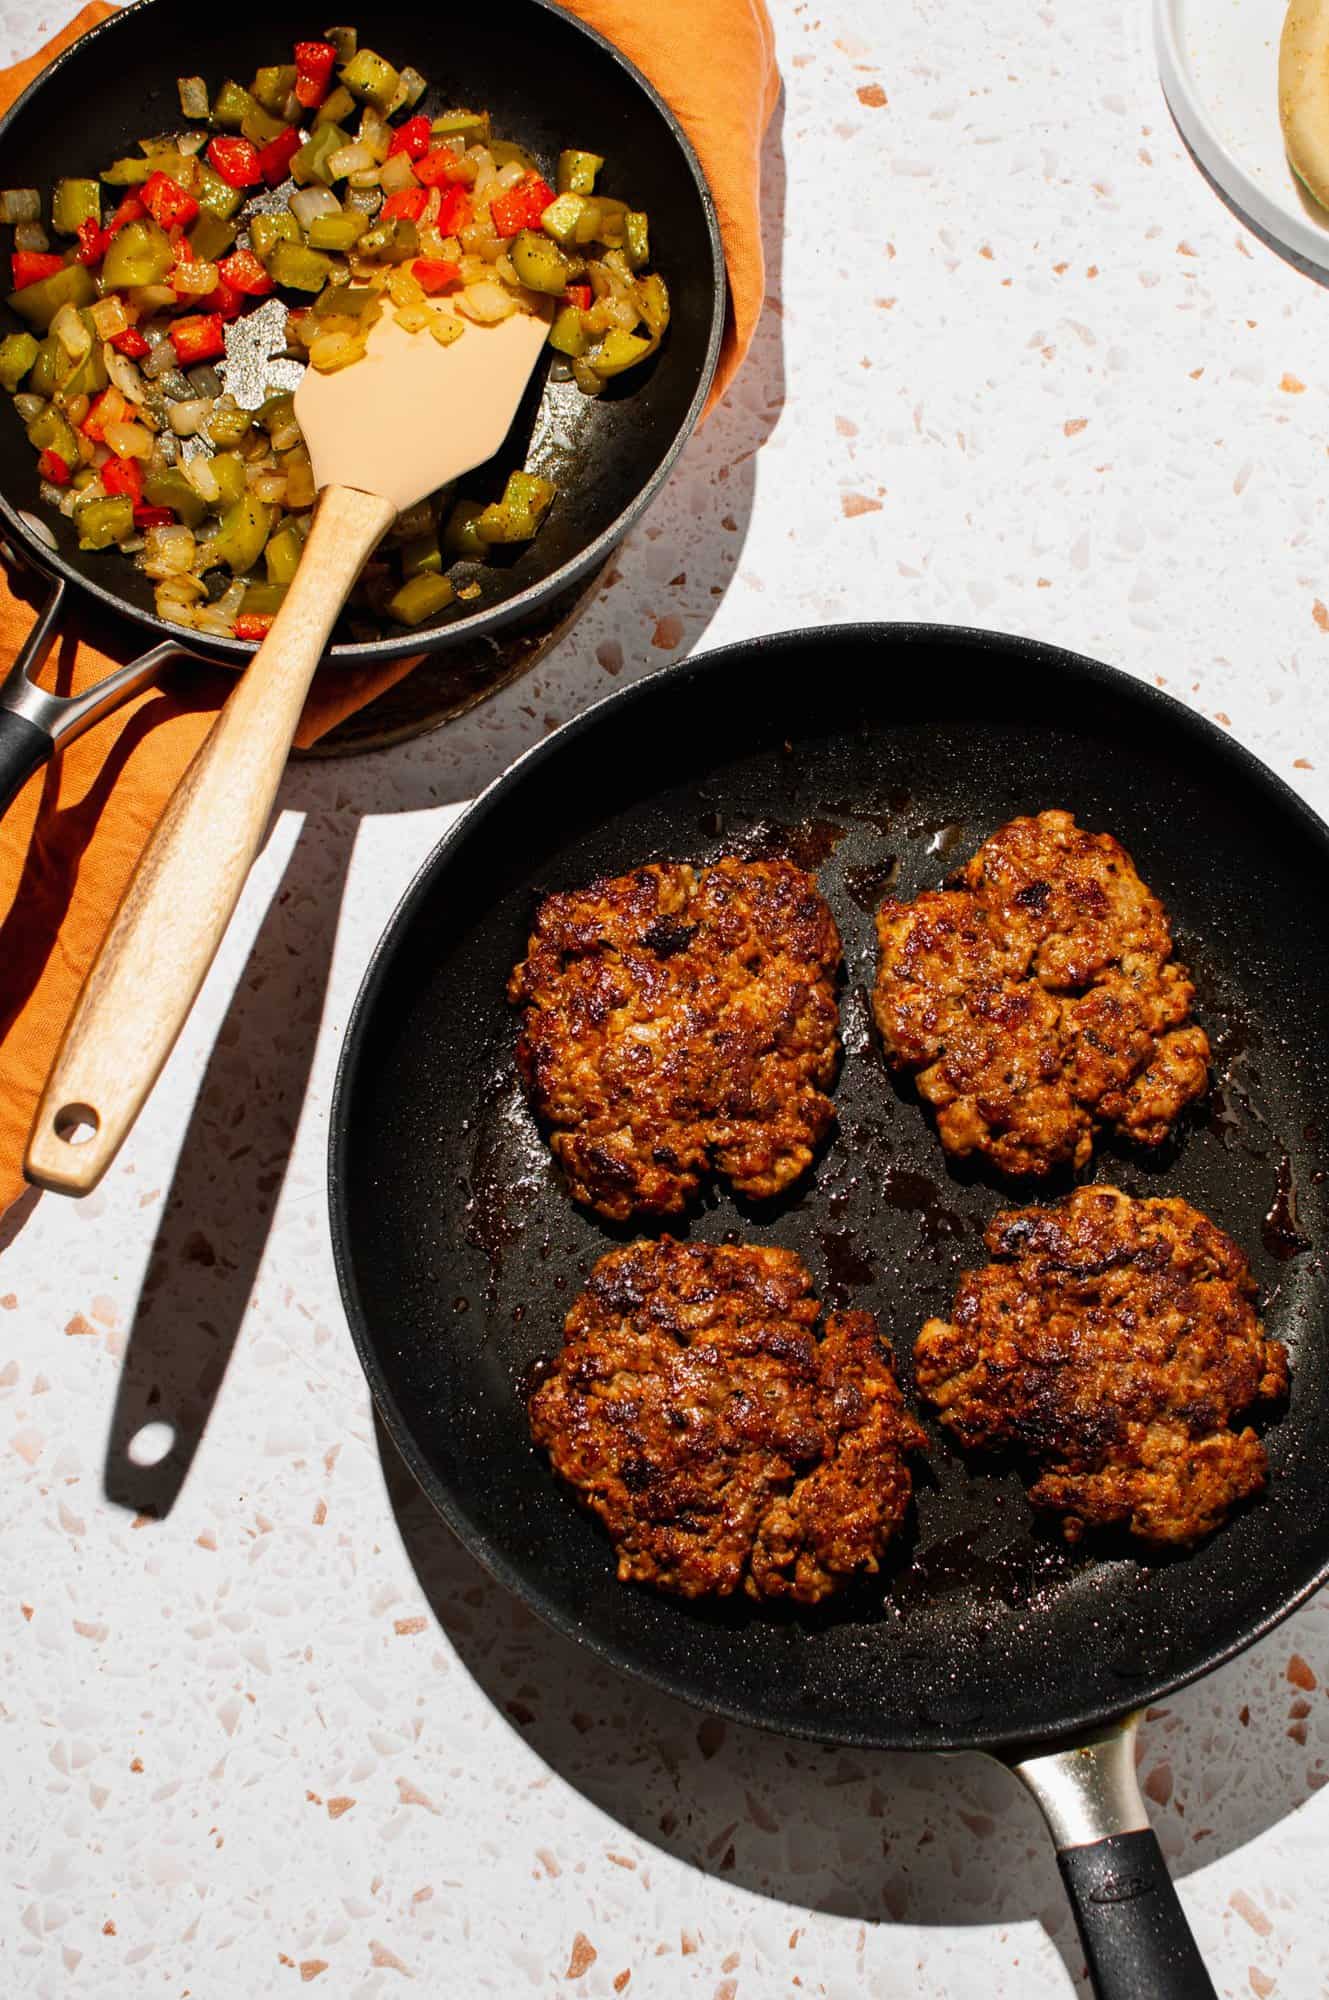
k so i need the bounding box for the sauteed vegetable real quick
[0,27,670,636]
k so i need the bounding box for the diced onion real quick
[13,392,46,422]
[0,188,40,224]
[172,260,219,297]
[308,330,365,373]
[358,107,391,162]
[270,415,303,451]
[167,397,213,437]
[14,222,49,253]
[289,186,341,228]
[90,295,130,340]
[184,454,220,501]
[51,302,92,360]
[144,340,179,381]
[214,578,245,620]
[378,152,416,195]
[177,75,209,120]
[396,66,427,110]
[346,187,382,215]
[128,283,178,311]
[249,471,288,503]
[142,522,197,577]
[38,478,66,508]
[105,420,154,459]
[327,142,375,179]
[456,280,515,324]
[495,161,526,192]
[393,304,432,333]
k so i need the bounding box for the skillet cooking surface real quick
[331,625,1329,1751]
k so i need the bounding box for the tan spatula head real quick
[25,302,551,1196]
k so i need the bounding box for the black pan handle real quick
[0,705,53,812]
[1012,1719,1217,2000]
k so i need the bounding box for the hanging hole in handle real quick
[53,1102,99,1146]
[127,1420,175,1468]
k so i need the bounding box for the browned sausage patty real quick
[914,1186,1288,1547]
[529,1237,925,1603]
[873,810,1210,1177]
[509,858,841,1221]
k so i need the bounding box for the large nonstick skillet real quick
[329,624,1329,1999]
[0,0,723,812]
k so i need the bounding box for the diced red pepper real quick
[388,115,432,161]
[218,248,274,297]
[11,250,64,289]
[106,193,145,237]
[110,326,151,359]
[257,123,302,187]
[415,145,471,189]
[233,613,275,641]
[206,135,262,190]
[102,455,143,502]
[168,312,225,364]
[204,278,245,321]
[381,187,427,222]
[36,449,70,485]
[434,185,473,236]
[564,282,591,310]
[73,219,108,266]
[142,171,198,230]
[81,387,127,442]
[133,504,175,530]
[488,174,555,238]
[293,39,337,108]
[411,258,461,294]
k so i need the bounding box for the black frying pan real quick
[329,625,1329,1999]
[0,0,723,810]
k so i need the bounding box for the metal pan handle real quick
[1012,1718,1217,2000]
[0,570,189,818]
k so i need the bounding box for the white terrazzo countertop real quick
[4,1,1329,1995]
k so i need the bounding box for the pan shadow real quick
[376,1413,1328,1993]
[102,811,352,1515]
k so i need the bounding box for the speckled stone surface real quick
[4,2,1329,1995]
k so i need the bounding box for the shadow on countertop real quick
[377,1400,1327,1995]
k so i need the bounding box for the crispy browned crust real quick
[529,1237,926,1603]
[915,1185,1289,1547]
[509,858,842,1221]
[872,810,1210,1177]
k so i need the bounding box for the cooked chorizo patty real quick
[873,810,1210,1177]
[914,1186,1288,1547]
[509,858,841,1220]
[529,1237,925,1603]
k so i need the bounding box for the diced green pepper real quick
[314,84,356,129]
[339,48,401,113]
[0,331,38,392]
[582,196,627,247]
[51,178,101,235]
[210,451,248,506]
[27,334,62,398]
[291,122,349,188]
[26,405,79,461]
[264,521,303,584]
[431,109,490,144]
[206,403,255,448]
[250,211,299,258]
[442,496,488,559]
[311,283,377,316]
[490,139,539,175]
[400,532,441,578]
[387,570,454,624]
[195,163,244,222]
[622,211,648,270]
[101,155,152,186]
[547,304,590,359]
[557,149,603,196]
[588,327,654,377]
[74,492,134,549]
[102,218,174,290]
[203,492,272,573]
[250,63,297,115]
[509,228,579,294]
[143,466,207,526]
[267,240,333,291]
[633,271,669,338]
[241,101,288,147]
[241,580,288,615]
[474,470,556,544]
[190,211,237,261]
[357,217,418,264]
[307,208,368,252]
[256,391,295,433]
[70,466,98,492]
[212,79,259,129]
[58,317,108,401]
[7,262,96,329]
[539,192,589,248]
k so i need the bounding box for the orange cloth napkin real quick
[0,0,777,1221]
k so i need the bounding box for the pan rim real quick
[0,0,725,666]
[328,620,1329,1754]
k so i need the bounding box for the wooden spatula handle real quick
[25,481,396,1196]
